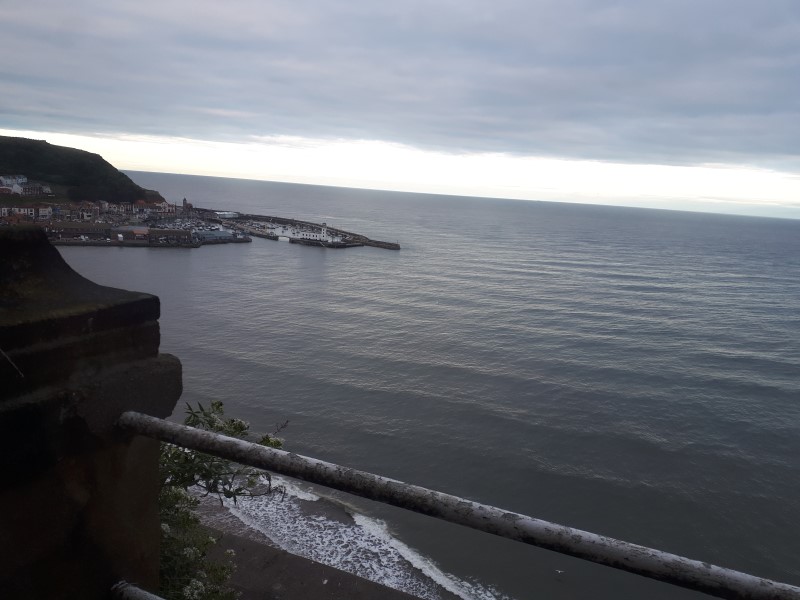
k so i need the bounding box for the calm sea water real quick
[59,172,800,599]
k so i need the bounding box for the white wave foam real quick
[351,512,511,600]
[225,477,510,600]
[268,474,320,502]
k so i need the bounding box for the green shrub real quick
[159,401,286,600]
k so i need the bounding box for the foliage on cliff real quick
[0,135,163,203]
[159,401,286,600]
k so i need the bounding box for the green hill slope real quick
[0,136,162,203]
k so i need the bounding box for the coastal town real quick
[0,173,400,250]
[0,175,234,247]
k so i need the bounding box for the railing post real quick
[0,227,182,598]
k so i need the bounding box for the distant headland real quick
[0,135,164,203]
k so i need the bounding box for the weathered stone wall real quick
[0,227,182,598]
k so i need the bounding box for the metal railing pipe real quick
[117,410,800,600]
[111,581,166,600]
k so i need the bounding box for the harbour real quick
[41,208,401,250]
[211,210,401,250]
[46,218,250,248]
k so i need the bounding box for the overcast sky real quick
[3,0,800,217]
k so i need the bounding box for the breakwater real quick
[204,209,401,250]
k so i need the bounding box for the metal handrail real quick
[111,581,165,600]
[117,410,800,600]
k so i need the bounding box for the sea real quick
[57,172,800,600]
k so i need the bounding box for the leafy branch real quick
[158,401,288,600]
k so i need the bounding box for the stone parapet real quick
[0,226,181,598]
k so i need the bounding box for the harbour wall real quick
[212,211,401,250]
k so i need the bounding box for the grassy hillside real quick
[0,136,162,203]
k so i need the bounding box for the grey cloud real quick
[2,0,799,167]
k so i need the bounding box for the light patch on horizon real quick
[3,128,799,219]
[189,108,260,119]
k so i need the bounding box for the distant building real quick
[21,183,45,196]
[193,230,236,243]
[33,204,53,219]
[266,221,342,243]
[47,222,113,240]
[153,200,176,214]
[7,181,50,196]
[12,206,35,218]
[181,198,194,215]
[75,203,99,220]
[148,228,193,244]
[114,225,150,240]
[0,175,27,186]
[134,199,149,215]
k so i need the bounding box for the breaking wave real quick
[225,476,510,600]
